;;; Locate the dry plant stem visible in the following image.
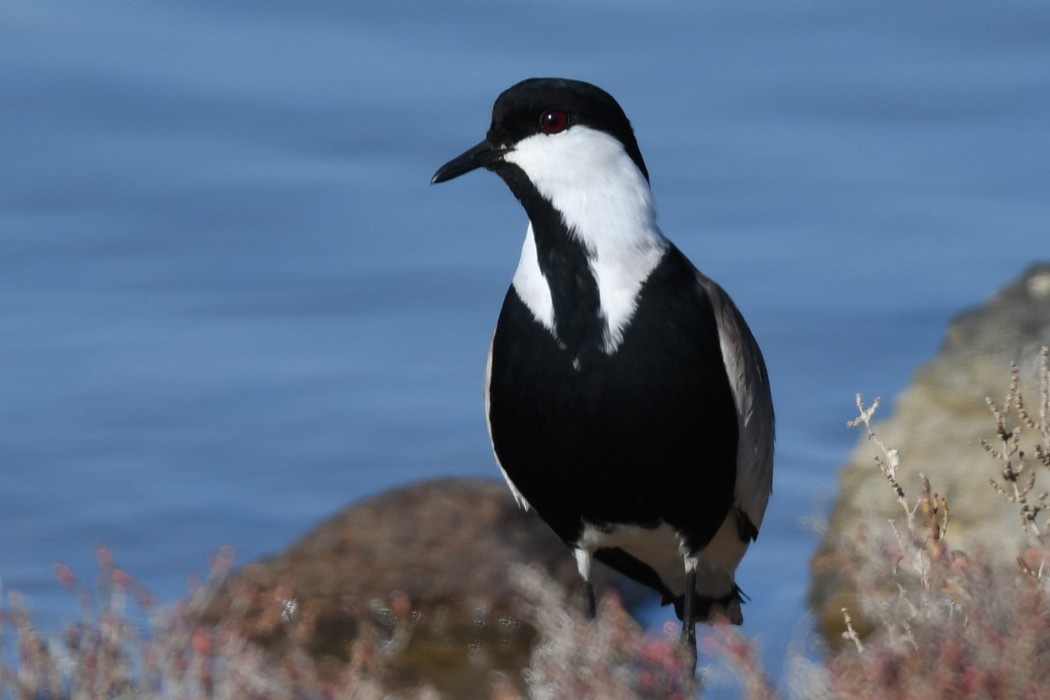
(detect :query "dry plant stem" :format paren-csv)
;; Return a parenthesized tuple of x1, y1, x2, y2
(849, 395, 912, 523)
(918, 476, 949, 549)
(1021, 346, 1050, 474)
(983, 347, 1050, 542)
(846, 396, 956, 636)
(840, 608, 864, 654)
(1039, 346, 1050, 466)
(1016, 347, 1050, 463)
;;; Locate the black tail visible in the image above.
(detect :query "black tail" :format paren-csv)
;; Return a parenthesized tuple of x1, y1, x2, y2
(673, 584, 747, 625)
(592, 546, 748, 624)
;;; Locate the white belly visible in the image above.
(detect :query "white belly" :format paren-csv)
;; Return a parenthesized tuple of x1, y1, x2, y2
(576, 511, 749, 600)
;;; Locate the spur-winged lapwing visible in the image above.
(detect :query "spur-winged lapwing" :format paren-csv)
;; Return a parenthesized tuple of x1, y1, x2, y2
(431, 77, 774, 657)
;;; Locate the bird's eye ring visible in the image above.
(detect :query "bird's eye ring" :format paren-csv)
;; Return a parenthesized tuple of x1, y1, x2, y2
(540, 110, 570, 134)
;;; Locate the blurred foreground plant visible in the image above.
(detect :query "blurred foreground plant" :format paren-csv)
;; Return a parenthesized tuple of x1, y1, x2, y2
(1, 546, 323, 699)
(1, 550, 709, 698)
(816, 347, 1050, 700)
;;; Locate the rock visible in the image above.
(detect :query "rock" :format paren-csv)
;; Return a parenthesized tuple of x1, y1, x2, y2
(197, 477, 647, 697)
(809, 263, 1050, 646)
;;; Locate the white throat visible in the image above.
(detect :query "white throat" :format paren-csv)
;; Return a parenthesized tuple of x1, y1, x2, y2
(511, 224, 555, 334)
(505, 126, 669, 352)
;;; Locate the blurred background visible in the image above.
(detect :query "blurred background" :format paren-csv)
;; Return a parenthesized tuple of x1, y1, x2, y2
(2, 0, 1047, 684)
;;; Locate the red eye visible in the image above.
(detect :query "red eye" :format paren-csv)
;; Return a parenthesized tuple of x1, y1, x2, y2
(540, 110, 570, 134)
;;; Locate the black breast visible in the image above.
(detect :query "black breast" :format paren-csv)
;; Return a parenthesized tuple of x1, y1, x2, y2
(487, 245, 739, 551)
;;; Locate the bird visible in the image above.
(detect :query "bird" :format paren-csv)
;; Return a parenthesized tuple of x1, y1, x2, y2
(431, 77, 774, 658)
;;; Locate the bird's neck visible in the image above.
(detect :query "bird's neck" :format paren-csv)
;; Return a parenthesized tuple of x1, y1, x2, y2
(500, 160, 668, 357)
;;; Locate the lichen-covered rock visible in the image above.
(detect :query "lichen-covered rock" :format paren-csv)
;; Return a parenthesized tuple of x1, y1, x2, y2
(810, 263, 1050, 646)
(198, 477, 646, 697)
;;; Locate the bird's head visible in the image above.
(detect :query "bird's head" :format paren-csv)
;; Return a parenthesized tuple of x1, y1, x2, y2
(431, 79, 669, 359)
(431, 78, 650, 191)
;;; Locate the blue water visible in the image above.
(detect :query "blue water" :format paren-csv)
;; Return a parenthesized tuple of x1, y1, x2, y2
(2, 0, 1048, 687)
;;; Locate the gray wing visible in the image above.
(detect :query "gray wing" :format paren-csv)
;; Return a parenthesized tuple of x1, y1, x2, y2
(696, 272, 775, 533)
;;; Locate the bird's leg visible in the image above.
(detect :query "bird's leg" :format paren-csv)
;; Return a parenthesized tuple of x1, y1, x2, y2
(574, 547, 597, 619)
(583, 579, 597, 619)
(682, 563, 698, 671)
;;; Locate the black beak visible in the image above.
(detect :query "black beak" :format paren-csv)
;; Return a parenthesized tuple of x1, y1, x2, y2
(431, 139, 507, 184)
